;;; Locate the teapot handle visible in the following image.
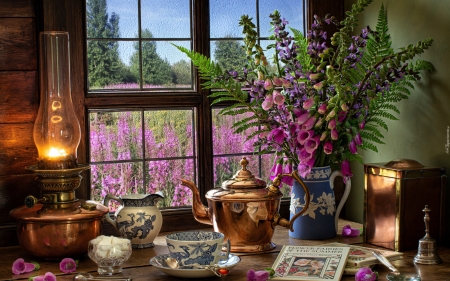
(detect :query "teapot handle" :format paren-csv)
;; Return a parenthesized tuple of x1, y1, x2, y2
(269, 171, 310, 232)
(103, 193, 123, 227)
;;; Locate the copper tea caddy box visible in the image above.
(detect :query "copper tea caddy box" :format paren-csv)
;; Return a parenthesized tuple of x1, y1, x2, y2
(364, 159, 446, 251)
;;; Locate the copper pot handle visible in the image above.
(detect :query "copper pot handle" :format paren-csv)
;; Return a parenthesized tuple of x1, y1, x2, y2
(269, 171, 310, 232)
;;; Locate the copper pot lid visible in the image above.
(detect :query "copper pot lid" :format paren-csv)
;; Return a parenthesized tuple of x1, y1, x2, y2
(221, 157, 267, 189)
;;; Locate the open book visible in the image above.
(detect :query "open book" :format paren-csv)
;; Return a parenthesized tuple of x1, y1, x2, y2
(320, 242, 403, 267)
(271, 245, 350, 280)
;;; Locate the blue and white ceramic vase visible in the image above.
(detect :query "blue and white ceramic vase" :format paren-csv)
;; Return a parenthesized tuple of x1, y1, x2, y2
(104, 192, 164, 248)
(289, 166, 351, 240)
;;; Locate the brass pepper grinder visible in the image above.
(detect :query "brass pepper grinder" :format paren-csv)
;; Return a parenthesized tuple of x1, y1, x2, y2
(413, 205, 442, 264)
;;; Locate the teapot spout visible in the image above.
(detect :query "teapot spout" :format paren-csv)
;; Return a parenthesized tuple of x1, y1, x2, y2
(181, 179, 212, 225)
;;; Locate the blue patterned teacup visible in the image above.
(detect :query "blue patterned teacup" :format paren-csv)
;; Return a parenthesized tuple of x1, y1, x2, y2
(166, 231, 230, 266)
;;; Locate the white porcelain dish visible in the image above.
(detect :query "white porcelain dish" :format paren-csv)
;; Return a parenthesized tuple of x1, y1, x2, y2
(149, 253, 241, 278)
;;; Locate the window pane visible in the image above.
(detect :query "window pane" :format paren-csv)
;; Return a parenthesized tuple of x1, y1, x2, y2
(141, 0, 191, 38)
(91, 162, 144, 207)
(90, 111, 143, 162)
(210, 40, 247, 72)
(146, 159, 194, 207)
(144, 109, 196, 158)
(210, 0, 255, 38)
(141, 41, 192, 89)
(212, 109, 257, 155)
(259, 0, 304, 38)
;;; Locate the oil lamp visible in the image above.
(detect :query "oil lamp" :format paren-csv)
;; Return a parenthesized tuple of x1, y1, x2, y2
(10, 31, 108, 259)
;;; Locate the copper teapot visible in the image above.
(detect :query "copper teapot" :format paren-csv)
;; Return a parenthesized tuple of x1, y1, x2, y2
(181, 157, 310, 252)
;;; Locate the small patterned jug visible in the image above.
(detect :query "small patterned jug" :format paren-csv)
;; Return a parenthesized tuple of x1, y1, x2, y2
(104, 192, 163, 248)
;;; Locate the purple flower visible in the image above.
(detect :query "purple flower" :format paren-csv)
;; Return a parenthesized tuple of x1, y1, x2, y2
(359, 121, 365, 129)
(12, 258, 36, 275)
(355, 267, 377, 281)
(282, 162, 294, 186)
(317, 103, 327, 114)
(247, 269, 270, 281)
(338, 111, 347, 123)
(297, 129, 314, 145)
(304, 135, 320, 153)
(262, 94, 273, 110)
(297, 148, 312, 162)
(270, 160, 283, 181)
(327, 119, 336, 129)
(297, 112, 311, 125)
(302, 116, 317, 130)
(323, 141, 333, 154)
(342, 224, 361, 237)
(298, 157, 316, 178)
(348, 139, 357, 154)
(331, 128, 338, 140)
(264, 78, 273, 90)
(354, 133, 363, 145)
(60, 258, 77, 273)
(341, 160, 353, 183)
(268, 128, 287, 144)
(32, 272, 57, 281)
(303, 98, 314, 110)
(273, 90, 285, 105)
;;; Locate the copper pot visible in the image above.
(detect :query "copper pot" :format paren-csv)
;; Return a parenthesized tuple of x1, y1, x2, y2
(181, 157, 310, 252)
(10, 200, 108, 260)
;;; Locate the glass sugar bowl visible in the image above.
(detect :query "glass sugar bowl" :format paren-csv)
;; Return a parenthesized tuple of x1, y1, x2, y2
(88, 236, 132, 275)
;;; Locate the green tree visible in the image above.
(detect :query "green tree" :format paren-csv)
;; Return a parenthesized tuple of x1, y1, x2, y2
(214, 37, 247, 72)
(171, 60, 191, 85)
(130, 29, 173, 86)
(87, 0, 124, 88)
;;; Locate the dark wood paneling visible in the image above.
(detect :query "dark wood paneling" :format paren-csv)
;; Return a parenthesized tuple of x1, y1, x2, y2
(0, 0, 36, 17)
(0, 174, 37, 225)
(0, 18, 37, 71)
(0, 124, 37, 176)
(0, 224, 19, 247)
(0, 71, 38, 123)
(306, 0, 344, 39)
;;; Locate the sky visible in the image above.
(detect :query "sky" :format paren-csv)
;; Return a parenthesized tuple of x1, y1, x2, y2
(95, 0, 305, 66)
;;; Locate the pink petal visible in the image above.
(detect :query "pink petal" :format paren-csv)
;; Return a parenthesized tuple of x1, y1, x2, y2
(60, 258, 77, 273)
(24, 262, 36, 273)
(12, 258, 25, 275)
(255, 270, 270, 281)
(342, 224, 361, 237)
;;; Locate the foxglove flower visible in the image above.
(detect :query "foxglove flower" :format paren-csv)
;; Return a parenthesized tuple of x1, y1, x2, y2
(273, 90, 285, 105)
(348, 139, 357, 154)
(317, 103, 327, 114)
(355, 267, 377, 281)
(342, 224, 361, 237)
(31, 272, 57, 281)
(304, 135, 320, 153)
(341, 160, 353, 183)
(303, 98, 314, 110)
(282, 162, 294, 186)
(327, 119, 336, 129)
(272, 76, 282, 86)
(60, 258, 77, 273)
(12, 258, 36, 275)
(268, 128, 287, 144)
(297, 112, 311, 125)
(298, 148, 312, 162)
(247, 269, 270, 281)
(302, 116, 317, 130)
(323, 141, 333, 154)
(264, 78, 273, 90)
(262, 94, 273, 110)
(297, 129, 314, 145)
(298, 157, 316, 178)
(354, 133, 363, 145)
(331, 128, 338, 140)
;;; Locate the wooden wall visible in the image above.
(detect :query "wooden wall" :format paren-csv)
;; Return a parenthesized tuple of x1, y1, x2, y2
(0, 0, 39, 247)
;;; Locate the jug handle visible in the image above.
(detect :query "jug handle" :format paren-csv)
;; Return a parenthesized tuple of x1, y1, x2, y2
(271, 171, 310, 232)
(103, 193, 123, 227)
(329, 170, 351, 232)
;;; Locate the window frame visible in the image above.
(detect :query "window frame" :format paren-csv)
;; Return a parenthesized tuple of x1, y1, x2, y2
(39, 0, 343, 232)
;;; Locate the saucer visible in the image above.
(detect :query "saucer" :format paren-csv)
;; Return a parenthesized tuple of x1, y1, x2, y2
(149, 253, 241, 278)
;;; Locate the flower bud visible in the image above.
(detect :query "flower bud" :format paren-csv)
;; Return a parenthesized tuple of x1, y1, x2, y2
(325, 109, 336, 121)
(261, 94, 273, 110)
(348, 139, 357, 154)
(331, 128, 338, 140)
(303, 98, 315, 110)
(313, 81, 324, 90)
(328, 119, 336, 129)
(320, 131, 328, 141)
(302, 116, 317, 130)
(317, 103, 327, 114)
(314, 117, 325, 128)
(354, 133, 363, 145)
(258, 71, 264, 81)
(264, 79, 273, 90)
(297, 112, 311, 125)
(341, 103, 349, 111)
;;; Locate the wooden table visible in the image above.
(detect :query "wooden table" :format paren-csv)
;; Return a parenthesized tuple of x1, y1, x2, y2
(1, 219, 449, 280)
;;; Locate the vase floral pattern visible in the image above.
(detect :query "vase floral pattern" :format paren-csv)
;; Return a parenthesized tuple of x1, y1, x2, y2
(289, 166, 351, 240)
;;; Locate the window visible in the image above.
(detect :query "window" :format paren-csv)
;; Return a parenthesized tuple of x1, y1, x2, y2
(85, 0, 307, 214)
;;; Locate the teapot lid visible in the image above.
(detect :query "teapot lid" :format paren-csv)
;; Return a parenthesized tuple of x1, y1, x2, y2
(221, 157, 267, 189)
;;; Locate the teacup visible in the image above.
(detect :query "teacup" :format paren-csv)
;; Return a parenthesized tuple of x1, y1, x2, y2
(166, 231, 230, 266)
